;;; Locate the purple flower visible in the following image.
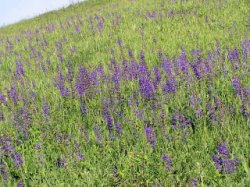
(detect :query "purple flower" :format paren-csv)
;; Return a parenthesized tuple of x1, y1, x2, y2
(171, 113, 191, 128)
(240, 105, 249, 118)
(163, 76, 177, 94)
(7, 83, 18, 103)
(102, 107, 113, 132)
(192, 178, 198, 187)
(144, 126, 156, 148)
(128, 49, 134, 58)
(75, 66, 91, 96)
(191, 63, 201, 80)
(10, 152, 23, 167)
(228, 49, 240, 69)
(139, 50, 145, 63)
(161, 55, 173, 76)
(177, 49, 189, 73)
(74, 141, 85, 161)
(212, 142, 240, 174)
(232, 77, 241, 95)
(16, 61, 25, 77)
(228, 49, 239, 62)
(139, 75, 155, 99)
(117, 38, 123, 48)
(66, 62, 74, 82)
(153, 66, 161, 89)
(54, 71, 69, 97)
(0, 164, 7, 182)
(42, 102, 50, 120)
(21, 106, 31, 125)
(114, 121, 122, 134)
(0, 92, 7, 104)
(17, 181, 24, 187)
(74, 23, 81, 33)
(162, 153, 172, 172)
(113, 64, 121, 90)
(242, 40, 250, 62)
(217, 142, 229, 156)
(90, 70, 99, 86)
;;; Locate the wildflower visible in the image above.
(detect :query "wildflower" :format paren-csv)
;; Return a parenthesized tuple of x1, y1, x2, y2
(240, 105, 249, 118)
(102, 106, 113, 132)
(153, 66, 161, 89)
(15, 61, 25, 77)
(212, 142, 240, 174)
(161, 55, 173, 76)
(74, 141, 85, 161)
(171, 113, 192, 129)
(117, 38, 123, 48)
(113, 64, 121, 90)
(139, 50, 145, 63)
(144, 126, 156, 148)
(74, 23, 81, 33)
(0, 164, 7, 183)
(163, 76, 177, 94)
(7, 83, 18, 103)
(217, 142, 229, 156)
(232, 77, 241, 94)
(42, 102, 50, 121)
(114, 121, 122, 134)
(177, 49, 189, 73)
(75, 66, 91, 96)
(66, 62, 74, 82)
(162, 153, 172, 172)
(17, 180, 24, 187)
(10, 152, 23, 168)
(228, 49, 239, 62)
(228, 49, 240, 69)
(0, 92, 7, 104)
(191, 177, 198, 187)
(139, 75, 155, 99)
(54, 71, 69, 97)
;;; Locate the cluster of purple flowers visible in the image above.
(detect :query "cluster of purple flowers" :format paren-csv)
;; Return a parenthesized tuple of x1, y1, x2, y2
(162, 153, 172, 173)
(0, 1, 248, 184)
(212, 142, 240, 174)
(144, 126, 156, 148)
(0, 135, 24, 169)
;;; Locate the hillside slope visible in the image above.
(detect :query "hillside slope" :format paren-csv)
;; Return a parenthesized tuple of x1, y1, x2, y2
(0, 0, 249, 186)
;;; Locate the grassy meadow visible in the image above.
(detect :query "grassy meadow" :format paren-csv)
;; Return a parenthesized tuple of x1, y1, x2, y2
(0, 0, 249, 186)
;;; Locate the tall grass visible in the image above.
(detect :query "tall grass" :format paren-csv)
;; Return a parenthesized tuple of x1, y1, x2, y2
(0, 0, 249, 186)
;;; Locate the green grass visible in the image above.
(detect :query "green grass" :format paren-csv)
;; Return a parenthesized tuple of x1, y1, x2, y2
(0, 0, 249, 186)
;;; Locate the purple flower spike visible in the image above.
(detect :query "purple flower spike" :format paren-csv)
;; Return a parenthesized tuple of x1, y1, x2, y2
(75, 66, 91, 96)
(217, 142, 229, 156)
(162, 153, 172, 172)
(139, 75, 155, 99)
(177, 49, 189, 73)
(212, 142, 240, 174)
(163, 76, 177, 94)
(10, 152, 23, 168)
(144, 126, 156, 148)
(16, 61, 25, 77)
